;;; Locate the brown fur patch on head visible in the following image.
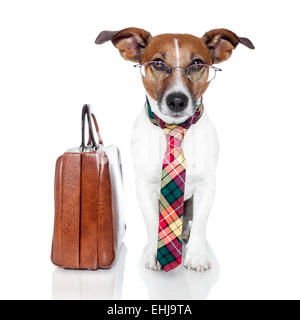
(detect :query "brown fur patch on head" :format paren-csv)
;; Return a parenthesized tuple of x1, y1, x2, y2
(141, 33, 212, 65)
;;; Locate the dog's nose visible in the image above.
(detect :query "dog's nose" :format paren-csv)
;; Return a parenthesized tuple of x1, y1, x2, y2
(166, 92, 188, 112)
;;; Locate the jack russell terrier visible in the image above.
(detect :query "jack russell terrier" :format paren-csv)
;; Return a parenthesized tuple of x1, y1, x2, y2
(95, 27, 254, 272)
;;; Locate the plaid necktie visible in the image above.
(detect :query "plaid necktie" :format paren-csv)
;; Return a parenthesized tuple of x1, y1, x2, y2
(145, 98, 204, 271)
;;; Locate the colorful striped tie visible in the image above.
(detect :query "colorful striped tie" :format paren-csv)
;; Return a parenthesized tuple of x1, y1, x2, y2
(145, 97, 204, 271)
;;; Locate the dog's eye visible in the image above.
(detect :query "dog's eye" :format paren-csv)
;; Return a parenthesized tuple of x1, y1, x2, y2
(189, 59, 204, 72)
(191, 59, 203, 65)
(150, 61, 168, 72)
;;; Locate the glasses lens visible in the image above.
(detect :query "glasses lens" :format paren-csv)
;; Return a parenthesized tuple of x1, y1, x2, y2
(186, 64, 216, 82)
(141, 61, 170, 81)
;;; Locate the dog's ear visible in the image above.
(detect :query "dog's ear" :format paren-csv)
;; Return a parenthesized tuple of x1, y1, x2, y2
(203, 28, 254, 64)
(95, 27, 152, 62)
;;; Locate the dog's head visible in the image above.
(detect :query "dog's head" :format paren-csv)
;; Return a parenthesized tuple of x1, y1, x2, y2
(96, 28, 254, 123)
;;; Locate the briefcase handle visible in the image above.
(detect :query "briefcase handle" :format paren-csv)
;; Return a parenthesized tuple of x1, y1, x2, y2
(80, 104, 103, 151)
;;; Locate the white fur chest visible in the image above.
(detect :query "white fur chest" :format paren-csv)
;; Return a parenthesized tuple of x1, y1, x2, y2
(131, 108, 219, 200)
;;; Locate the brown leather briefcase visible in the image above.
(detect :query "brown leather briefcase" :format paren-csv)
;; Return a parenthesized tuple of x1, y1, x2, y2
(51, 105, 125, 269)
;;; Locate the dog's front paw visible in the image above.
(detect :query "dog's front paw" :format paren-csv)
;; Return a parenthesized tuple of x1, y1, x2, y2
(184, 246, 211, 272)
(144, 248, 162, 271)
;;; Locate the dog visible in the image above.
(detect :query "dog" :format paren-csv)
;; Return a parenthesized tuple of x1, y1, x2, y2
(95, 27, 254, 271)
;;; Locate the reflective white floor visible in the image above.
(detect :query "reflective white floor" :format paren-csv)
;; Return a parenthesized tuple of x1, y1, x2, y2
(52, 243, 219, 300)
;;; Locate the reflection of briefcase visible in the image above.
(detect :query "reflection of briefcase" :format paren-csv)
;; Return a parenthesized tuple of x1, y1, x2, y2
(51, 104, 125, 269)
(52, 243, 127, 299)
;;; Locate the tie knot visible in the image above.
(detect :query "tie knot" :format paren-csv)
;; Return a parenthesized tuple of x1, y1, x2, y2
(164, 126, 186, 143)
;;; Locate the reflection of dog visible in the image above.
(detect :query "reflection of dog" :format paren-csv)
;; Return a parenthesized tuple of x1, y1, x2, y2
(96, 28, 254, 271)
(139, 243, 219, 299)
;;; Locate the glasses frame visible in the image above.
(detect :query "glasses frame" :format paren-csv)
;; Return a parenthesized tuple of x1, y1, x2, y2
(134, 61, 222, 83)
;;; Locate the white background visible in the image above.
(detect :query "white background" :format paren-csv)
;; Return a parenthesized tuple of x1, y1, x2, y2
(0, 0, 299, 300)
